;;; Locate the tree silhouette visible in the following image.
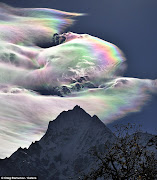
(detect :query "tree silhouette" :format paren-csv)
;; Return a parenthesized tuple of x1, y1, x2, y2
(83, 124, 157, 180)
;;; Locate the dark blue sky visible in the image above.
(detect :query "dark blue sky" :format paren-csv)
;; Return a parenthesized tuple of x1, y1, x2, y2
(1, 0, 157, 133)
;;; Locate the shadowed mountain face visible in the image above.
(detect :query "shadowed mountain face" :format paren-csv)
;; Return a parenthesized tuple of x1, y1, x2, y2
(0, 106, 116, 179)
(0, 106, 156, 179)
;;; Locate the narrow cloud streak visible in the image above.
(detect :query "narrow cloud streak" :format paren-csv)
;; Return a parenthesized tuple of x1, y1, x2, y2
(0, 3, 83, 45)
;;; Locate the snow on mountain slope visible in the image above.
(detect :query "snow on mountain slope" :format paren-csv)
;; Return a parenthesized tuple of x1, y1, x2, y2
(0, 106, 156, 179)
(0, 106, 116, 179)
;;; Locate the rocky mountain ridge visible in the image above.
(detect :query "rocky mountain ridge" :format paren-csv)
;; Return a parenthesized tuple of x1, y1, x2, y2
(0, 106, 116, 179)
(0, 106, 156, 180)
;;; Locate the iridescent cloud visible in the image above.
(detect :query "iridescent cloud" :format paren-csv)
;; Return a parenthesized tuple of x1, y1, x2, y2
(0, 3, 83, 45)
(0, 3, 156, 158)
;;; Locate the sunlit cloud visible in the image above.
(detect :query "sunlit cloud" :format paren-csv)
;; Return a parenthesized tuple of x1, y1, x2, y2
(0, 3, 156, 158)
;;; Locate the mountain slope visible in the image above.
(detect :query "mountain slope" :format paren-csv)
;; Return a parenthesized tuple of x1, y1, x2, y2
(0, 105, 116, 179)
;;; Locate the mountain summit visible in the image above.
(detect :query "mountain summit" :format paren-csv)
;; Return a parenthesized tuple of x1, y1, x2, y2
(0, 105, 116, 179)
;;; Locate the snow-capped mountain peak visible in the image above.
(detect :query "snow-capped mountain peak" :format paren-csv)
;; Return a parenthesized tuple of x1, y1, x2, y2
(0, 106, 116, 179)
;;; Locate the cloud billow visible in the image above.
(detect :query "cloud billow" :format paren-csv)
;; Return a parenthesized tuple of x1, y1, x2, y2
(0, 3, 156, 158)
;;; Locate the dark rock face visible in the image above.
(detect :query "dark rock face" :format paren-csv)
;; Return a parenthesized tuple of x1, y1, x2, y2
(33, 76, 97, 97)
(52, 33, 66, 46)
(0, 106, 116, 179)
